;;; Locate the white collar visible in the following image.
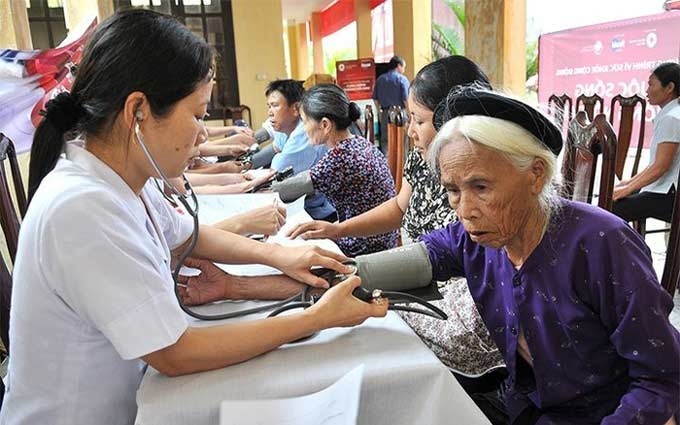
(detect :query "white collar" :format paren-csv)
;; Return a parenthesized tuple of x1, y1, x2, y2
(64, 142, 149, 225)
(656, 98, 680, 120)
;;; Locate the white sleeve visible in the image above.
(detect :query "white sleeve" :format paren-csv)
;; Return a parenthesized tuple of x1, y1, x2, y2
(655, 115, 680, 144)
(42, 190, 188, 360)
(143, 181, 194, 250)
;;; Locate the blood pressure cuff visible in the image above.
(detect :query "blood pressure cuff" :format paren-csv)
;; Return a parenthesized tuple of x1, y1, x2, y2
(250, 144, 275, 169)
(354, 242, 440, 300)
(271, 170, 315, 203)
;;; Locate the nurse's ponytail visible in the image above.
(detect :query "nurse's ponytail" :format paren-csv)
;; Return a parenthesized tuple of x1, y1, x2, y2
(28, 92, 86, 203)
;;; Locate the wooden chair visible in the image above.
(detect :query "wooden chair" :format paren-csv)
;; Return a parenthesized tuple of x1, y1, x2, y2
(386, 106, 407, 192)
(364, 104, 375, 144)
(0, 134, 26, 263)
(575, 94, 605, 121)
(609, 95, 646, 180)
(0, 251, 10, 407)
(562, 112, 618, 211)
(0, 134, 27, 218)
(547, 94, 573, 136)
(660, 167, 680, 296)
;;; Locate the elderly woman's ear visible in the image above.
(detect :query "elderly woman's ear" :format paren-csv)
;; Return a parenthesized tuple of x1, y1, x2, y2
(528, 157, 548, 195)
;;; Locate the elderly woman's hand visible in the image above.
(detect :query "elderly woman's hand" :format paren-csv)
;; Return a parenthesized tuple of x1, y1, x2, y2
(177, 258, 232, 305)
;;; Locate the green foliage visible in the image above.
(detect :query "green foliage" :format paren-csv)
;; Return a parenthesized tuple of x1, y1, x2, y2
(431, 0, 540, 81)
(432, 0, 465, 60)
(526, 39, 539, 79)
(432, 22, 464, 59)
(324, 48, 357, 77)
(445, 0, 465, 24)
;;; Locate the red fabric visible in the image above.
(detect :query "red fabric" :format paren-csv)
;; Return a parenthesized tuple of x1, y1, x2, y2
(320, 0, 388, 37)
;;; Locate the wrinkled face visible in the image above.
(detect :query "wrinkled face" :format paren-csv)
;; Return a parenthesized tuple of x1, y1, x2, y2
(647, 74, 676, 106)
(407, 93, 437, 156)
(139, 80, 211, 178)
(266, 90, 299, 133)
(300, 109, 326, 145)
(438, 136, 542, 250)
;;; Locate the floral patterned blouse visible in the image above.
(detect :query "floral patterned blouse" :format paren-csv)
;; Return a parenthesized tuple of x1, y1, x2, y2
(310, 135, 398, 256)
(402, 150, 456, 241)
(399, 149, 505, 376)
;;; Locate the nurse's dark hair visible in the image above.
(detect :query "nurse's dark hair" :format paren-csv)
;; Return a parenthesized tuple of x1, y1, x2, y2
(652, 62, 680, 97)
(410, 55, 492, 112)
(301, 84, 361, 131)
(28, 9, 214, 203)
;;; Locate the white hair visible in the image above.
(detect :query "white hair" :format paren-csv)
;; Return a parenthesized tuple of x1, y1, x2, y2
(428, 115, 562, 217)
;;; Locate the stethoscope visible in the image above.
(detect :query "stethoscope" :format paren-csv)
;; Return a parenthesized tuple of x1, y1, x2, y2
(134, 120, 447, 322)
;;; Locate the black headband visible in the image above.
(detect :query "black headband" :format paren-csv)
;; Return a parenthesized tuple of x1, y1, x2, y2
(433, 87, 563, 156)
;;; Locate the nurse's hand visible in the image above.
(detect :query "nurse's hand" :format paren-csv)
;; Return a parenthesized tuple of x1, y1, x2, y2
(271, 245, 352, 288)
(177, 258, 232, 305)
(306, 275, 388, 328)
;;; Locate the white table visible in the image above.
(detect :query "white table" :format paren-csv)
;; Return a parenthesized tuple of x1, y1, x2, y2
(134, 194, 489, 425)
(135, 309, 487, 425)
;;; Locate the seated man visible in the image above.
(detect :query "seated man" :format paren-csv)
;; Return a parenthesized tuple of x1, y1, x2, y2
(265, 79, 336, 221)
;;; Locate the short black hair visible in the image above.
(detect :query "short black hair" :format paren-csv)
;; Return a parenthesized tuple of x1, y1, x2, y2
(265, 79, 304, 104)
(653, 62, 680, 97)
(388, 56, 405, 70)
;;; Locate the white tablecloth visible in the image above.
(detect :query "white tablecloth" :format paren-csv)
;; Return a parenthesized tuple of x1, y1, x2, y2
(135, 194, 489, 425)
(135, 309, 488, 425)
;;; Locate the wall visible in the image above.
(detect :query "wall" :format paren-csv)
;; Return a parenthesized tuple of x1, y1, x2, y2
(231, 0, 287, 127)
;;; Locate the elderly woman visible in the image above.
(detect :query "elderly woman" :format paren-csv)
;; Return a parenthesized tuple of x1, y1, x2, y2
(418, 87, 680, 424)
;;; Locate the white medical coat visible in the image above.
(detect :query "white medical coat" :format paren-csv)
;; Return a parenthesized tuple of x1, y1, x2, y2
(1, 143, 192, 425)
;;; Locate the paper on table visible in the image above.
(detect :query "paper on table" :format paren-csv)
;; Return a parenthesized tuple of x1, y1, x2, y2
(219, 365, 364, 425)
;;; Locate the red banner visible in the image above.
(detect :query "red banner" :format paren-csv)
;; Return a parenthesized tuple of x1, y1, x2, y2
(320, 0, 388, 37)
(0, 18, 97, 153)
(538, 11, 680, 147)
(336, 58, 375, 101)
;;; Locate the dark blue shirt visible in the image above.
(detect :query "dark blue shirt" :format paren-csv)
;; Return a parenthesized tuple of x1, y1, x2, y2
(372, 70, 409, 108)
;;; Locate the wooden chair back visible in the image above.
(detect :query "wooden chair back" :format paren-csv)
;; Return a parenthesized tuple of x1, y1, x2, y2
(562, 112, 618, 211)
(547, 94, 573, 136)
(575, 94, 605, 121)
(660, 168, 680, 296)
(0, 135, 26, 262)
(386, 106, 407, 191)
(609, 95, 646, 179)
(364, 104, 375, 144)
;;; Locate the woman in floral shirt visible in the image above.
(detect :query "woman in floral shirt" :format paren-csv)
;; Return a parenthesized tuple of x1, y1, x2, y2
(298, 84, 398, 256)
(289, 57, 506, 394)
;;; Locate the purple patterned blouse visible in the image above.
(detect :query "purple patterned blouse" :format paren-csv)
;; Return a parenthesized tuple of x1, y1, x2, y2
(310, 135, 398, 256)
(421, 200, 680, 424)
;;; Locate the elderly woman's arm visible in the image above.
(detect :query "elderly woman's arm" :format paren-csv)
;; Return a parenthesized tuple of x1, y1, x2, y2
(592, 226, 680, 424)
(418, 221, 468, 281)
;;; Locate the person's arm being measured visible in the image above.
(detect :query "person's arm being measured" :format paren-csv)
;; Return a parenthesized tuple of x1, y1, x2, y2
(143, 273, 386, 376)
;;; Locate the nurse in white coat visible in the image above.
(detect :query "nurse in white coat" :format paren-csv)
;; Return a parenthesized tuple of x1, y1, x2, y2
(0, 9, 387, 425)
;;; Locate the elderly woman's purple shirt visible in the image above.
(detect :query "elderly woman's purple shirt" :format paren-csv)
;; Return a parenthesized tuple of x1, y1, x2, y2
(421, 200, 679, 424)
